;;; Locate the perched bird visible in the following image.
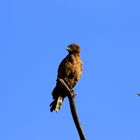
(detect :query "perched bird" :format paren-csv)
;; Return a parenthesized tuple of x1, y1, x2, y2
(50, 44, 82, 112)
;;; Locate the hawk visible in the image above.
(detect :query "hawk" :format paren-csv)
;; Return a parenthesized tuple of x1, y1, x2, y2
(50, 44, 82, 112)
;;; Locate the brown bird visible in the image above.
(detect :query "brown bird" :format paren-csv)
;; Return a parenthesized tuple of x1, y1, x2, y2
(50, 44, 82, 112)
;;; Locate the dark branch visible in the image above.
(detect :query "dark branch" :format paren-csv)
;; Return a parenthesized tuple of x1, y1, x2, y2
(57, 78, 86, 140)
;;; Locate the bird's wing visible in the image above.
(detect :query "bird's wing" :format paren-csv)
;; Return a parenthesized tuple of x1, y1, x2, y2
(57, 55, 72, 79)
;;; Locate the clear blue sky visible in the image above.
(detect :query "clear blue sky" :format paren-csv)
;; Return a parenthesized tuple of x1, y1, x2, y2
(0, 0, 140, 140)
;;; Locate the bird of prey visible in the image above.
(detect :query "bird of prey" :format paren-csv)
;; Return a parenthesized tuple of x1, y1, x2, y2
(50, 44, 82, 112)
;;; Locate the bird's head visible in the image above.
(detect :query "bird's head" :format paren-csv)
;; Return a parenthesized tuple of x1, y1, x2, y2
(66, 44, 80, 54)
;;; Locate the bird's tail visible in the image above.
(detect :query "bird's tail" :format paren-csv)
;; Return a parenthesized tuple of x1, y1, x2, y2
(50, 81, 66, 112)
(50, 96, 63, 112)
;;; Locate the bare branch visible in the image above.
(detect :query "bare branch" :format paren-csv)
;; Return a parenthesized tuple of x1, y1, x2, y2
(57, 78, 86, 140)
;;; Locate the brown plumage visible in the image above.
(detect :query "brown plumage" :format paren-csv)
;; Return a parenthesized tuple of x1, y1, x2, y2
(50, 44, 82, 112)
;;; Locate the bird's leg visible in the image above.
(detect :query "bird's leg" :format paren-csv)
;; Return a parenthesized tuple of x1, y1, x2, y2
(57, 78, 75, 98)
(71, 89, 77, 97)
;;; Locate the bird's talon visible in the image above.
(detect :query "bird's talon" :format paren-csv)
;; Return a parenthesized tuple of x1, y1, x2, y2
(70, 91, 77, 97)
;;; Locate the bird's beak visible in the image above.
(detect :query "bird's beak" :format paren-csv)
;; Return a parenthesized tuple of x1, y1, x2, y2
(66, 47, 71, 51)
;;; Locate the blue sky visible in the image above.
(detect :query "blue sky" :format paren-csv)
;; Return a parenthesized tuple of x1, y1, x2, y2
(0, 0, 140, 140)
